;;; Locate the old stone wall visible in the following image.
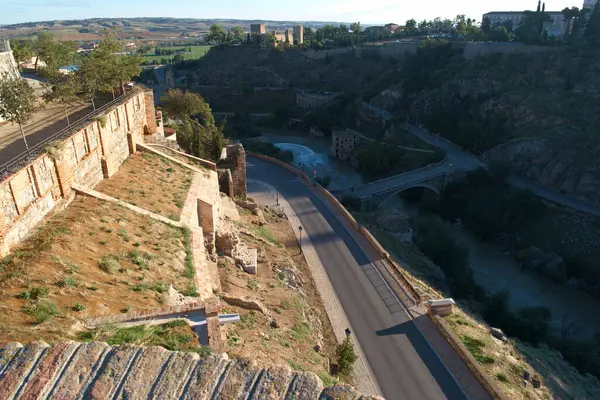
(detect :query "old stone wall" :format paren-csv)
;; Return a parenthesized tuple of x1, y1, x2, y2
(225, 144, 247, 198)
(0, 90, 151, 256)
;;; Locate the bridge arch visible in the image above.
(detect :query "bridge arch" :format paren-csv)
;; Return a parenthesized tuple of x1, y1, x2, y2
(376, 183, 440, 210)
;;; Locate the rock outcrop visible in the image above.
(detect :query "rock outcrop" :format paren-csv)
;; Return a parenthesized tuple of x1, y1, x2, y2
(0, 341, 382, 399)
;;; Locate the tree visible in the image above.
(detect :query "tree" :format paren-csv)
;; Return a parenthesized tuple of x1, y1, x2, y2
(336, 337, 357, 378)
(350, 22, 362, 34)
(11, 41, 33, 64)
(43, 73, 80, 125)
(230, 26, 245, 44)
(160, 89, 214, 121)
(206, 24, 226, 46)
(75, 29, 141, 107)
(586, 0, 600, 44)
(0, 73, 39, 150)
(173, 54, 184, 63)
(488, 26, 511, 42)
(33, 32, 76, 75)
(481, 17, 491, 35)
(405, 19, 418, 35)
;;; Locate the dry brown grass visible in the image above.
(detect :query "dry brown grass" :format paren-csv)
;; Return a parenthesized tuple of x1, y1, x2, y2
(94, 152, 193, 221)
(218, 206, 338, 387)
(0, 196, 193, 345)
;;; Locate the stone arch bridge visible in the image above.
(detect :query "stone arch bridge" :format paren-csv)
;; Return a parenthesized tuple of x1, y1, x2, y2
(333, 160, 468, 211)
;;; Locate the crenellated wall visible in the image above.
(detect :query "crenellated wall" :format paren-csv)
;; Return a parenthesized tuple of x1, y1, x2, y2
(0, 89, 154, 256)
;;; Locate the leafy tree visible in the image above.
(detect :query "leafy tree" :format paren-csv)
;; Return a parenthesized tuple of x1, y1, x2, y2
(586, 0, 600, 44)
(350, 22, 362, 34)
(11, 40, 33, 64)
(405, 19, 418, 35)
(43, 72, 80, 125)
(175, 117, 227, 162)
(481, 17, 491, 35)
(0, 73, 39, 150)
(230, 26, 245, 44)
(206, 24, 226, 46)
(336, 337, 357, 378)
(75, 29, 141, 105)
(33, 32, 76, 75)
(488, 26, 511, 42)
(173, 54, 184, 63)
(160, 89, 214, 121)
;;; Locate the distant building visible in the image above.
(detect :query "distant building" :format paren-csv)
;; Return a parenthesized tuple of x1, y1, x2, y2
(273, 31, 286, 42)
(293, 25, 304, 45)
(250, 24, 266, 34)
(77, 43, 97, 53)
(482, 10, 568, 37)
(285, 29, 293, 43)
(332, 129, 360, 161)
(583, 0, 597, 11)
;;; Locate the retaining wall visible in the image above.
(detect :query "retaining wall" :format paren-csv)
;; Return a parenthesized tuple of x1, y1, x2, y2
(248, 151, 505, 400)
(429, 313, 505, 400)
(0, 89, 151, 256)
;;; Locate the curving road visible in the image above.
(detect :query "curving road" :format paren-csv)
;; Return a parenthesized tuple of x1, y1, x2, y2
(247, 156, 472, 400)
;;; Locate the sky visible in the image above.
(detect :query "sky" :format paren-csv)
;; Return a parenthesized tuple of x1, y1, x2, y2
(1, 0, 588, 26)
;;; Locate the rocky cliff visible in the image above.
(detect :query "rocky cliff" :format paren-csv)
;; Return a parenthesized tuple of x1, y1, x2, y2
(370, 43, 600, 204)
(0, 341, 381, 399)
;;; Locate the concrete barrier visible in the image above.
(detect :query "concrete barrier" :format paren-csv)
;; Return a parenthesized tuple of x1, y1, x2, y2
(429, 313, 506, 400)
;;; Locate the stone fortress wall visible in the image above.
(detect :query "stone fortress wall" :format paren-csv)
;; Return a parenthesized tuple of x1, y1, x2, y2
(0, 89, 156, 256)
(301, 41, 558, 61)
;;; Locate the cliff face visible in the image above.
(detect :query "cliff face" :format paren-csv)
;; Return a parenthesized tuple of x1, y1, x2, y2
(372, 45, 600, 204)
(0, 341, 381, 399)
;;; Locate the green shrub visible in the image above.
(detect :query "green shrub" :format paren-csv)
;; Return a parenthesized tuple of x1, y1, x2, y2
(336, 337, 357, 378)
(17, 286, 49, 300)
(496, 372, 509, 382)
(127, 250, 154, 270)
(461, 335, 495, 364)
(23, 301, 60, 324)
(98, 255, 121, 274)
(72, 302, 86, 312)
(56, 277, 78, 288)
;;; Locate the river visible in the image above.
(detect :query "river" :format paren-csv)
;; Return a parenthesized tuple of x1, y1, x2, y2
(258, 133, 600, 336)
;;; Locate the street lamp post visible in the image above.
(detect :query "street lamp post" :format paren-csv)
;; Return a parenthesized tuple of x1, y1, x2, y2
(275, 183, 279, 205)
(298, 226, 303, 247)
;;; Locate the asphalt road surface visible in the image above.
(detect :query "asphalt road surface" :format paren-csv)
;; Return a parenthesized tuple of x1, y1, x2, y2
(247, 156, 469, 400)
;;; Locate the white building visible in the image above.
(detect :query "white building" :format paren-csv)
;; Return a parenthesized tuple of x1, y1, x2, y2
(482, 10, 568, 37)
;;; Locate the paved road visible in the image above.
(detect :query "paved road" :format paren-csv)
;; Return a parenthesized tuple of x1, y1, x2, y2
(247, 156, 469, 400)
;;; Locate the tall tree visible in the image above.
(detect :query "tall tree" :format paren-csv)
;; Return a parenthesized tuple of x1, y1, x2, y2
(206, 24, 226, 46)
(586, 0, 600, 44)
(0, 73, 40, 150)
(405, 19, 418, 35)
(481, 17, 491, 35)
(11, 41, 32, 64)
(230, 26, 245, 44)
(160, 89, 214, 121)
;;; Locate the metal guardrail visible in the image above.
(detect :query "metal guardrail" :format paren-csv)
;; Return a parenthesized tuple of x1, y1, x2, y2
(1, 89, 140, 174)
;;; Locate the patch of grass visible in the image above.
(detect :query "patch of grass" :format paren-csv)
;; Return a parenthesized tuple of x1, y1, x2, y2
(87, 284, 98, 291)
(72, 302, 86, 312)
(247, 279, 259, 291)
(173, 196, 185, 209)
(118, 229, 130, 242)
(239, 311, 258, 330)
(133, 242, 141, 247)
(227, 332, 241, 347)
(288, 360, 306, 371)
(98, 254, 121, 274)
(253, 226, 278, 245)
(17, 286, 49, 300)
(65, 262, 79, 274)
(461, 335, 495, 365)
(181, 285, 199, 297)
(132, 283, 149, 292)
(99, 240, 107, 246)
(56, 276, 78, 288)
(152, 282, 168, 293)
(317, 371, 338, 388)
(291, 321, 311, 340)
(23, 301, 60, 324)
(182, 228, 195, 279)
(127, 250, 154, 270)
(496, 372, 509, 383)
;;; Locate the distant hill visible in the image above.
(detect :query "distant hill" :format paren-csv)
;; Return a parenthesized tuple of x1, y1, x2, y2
(0, 17, 348, 41)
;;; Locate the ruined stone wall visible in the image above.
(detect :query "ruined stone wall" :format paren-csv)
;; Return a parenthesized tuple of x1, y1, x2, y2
(225, 144, 247, 198)
(0, 90, 151, 256)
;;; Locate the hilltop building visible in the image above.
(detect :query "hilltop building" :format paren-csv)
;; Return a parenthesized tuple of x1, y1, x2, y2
(285, 29, 293, 43)
(482, 10, 568, 36)
(250, 23, 266, 34)
(293, 25, 304, 45)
